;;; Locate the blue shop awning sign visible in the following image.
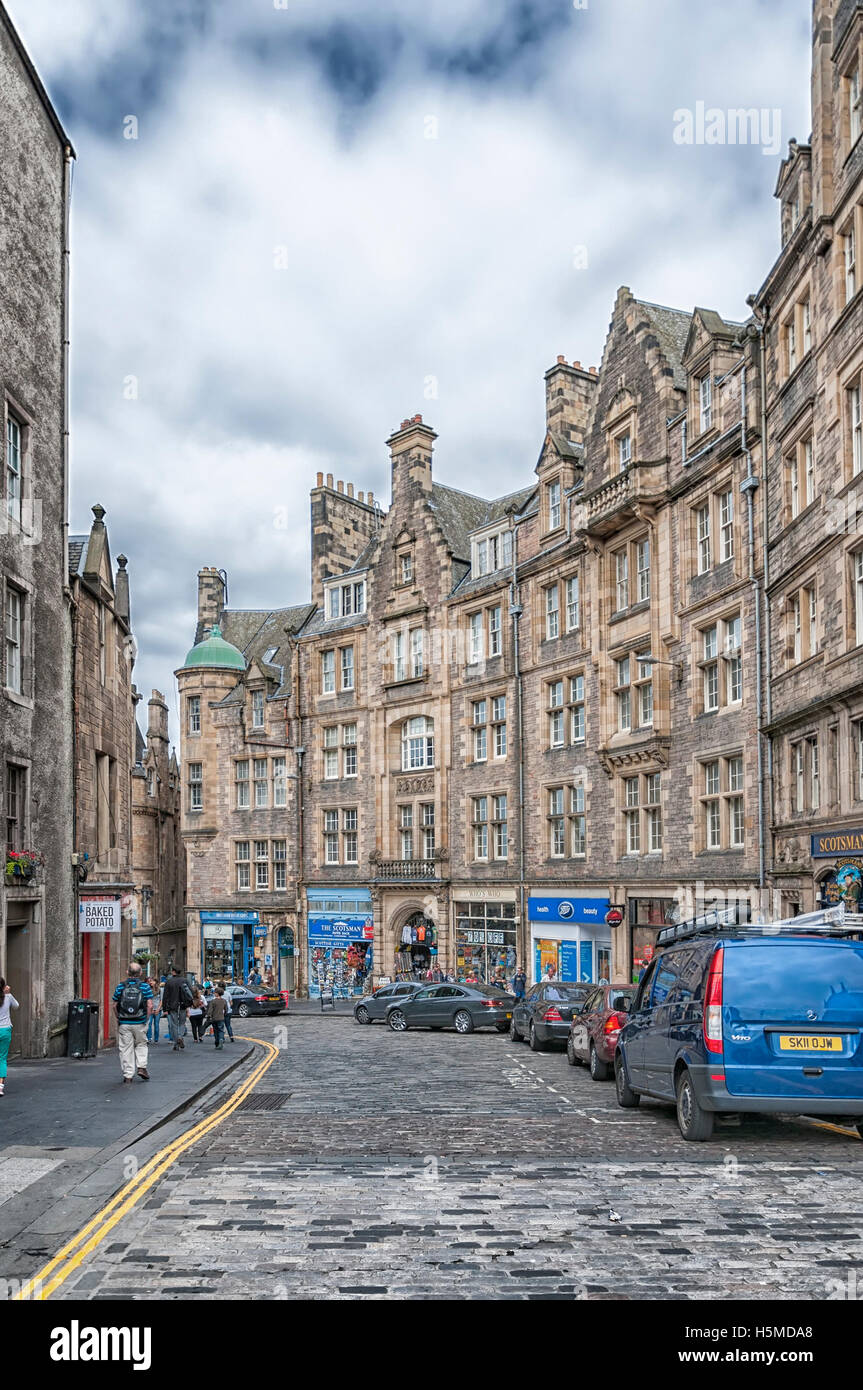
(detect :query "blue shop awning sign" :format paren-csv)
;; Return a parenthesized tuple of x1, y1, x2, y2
(528, 896, 610, 924)
(201, 910, 260, 925)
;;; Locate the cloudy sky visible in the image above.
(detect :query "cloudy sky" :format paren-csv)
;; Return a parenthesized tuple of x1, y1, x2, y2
(7, 0, 812, 742)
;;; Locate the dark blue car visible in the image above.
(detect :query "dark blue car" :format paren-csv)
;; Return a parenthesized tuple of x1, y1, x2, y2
(615, 911, 863, 1141)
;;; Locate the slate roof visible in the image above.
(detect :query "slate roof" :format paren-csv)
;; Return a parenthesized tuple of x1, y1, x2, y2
(134, 721, 146, 766)
(429, 482, 535, 563)
(68, 536, 87, 579)
(633, 298, 694, 390)
(212, 603, 315, 704)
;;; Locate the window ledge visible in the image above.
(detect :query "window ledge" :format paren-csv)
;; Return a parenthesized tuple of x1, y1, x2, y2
(2, 688, 34, 710)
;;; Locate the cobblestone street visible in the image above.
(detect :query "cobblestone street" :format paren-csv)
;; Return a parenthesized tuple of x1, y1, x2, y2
(36, 1012, 863, 1301)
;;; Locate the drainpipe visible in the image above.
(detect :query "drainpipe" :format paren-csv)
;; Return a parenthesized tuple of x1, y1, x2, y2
(739, 363, 766, 893)
(509, 517, 527, 971)
(747, 300, 774, 893)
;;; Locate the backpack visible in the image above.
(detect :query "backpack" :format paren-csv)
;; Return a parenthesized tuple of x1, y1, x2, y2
(178, 979, 194, 1008)
(117, 979, 145, 1020)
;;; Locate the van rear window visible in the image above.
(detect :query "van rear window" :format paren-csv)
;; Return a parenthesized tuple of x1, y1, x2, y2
(725, 944, 863, 1019)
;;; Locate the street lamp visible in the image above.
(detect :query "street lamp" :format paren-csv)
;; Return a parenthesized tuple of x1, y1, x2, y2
(638, 652, 684, 684)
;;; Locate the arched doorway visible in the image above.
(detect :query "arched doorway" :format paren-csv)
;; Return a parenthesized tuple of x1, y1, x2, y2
(392, 907, 441, 981)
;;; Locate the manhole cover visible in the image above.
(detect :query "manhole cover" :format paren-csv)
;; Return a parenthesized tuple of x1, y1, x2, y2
(238, 1093, 291, 1112)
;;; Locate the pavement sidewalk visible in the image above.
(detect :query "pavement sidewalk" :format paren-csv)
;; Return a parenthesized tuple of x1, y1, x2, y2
(0, 1030, 255, 1151)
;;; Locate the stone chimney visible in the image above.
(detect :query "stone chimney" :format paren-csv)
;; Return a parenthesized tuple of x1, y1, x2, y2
(544, 359, 599, 448)
(387, 415, 437, 508)
(197, 567, 226, 642)
(309, 474, 380, 611)
(148, 689, 169, 744)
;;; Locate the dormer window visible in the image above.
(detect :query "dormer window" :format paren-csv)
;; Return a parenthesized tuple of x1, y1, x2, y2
(263, 646, 278, 664)
(472, 528, 513, 577)
(252, 690, 265, 728)
(326, 579, 366, 620)
(546, 479, 562, 532)
(699, 375, 713, 434)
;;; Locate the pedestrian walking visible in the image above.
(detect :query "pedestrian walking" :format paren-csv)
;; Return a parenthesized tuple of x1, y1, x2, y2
(205, 987, 228, 1049)
(146, 977, 163, 1044)
(112, 962, 154, 1084)
(0, 976, 19, 1098)
(221, 984, 235, 1042)
(188, 988, 206, 1042)
(512, 968, 527, 1001)
(161, 967, 193, 1050)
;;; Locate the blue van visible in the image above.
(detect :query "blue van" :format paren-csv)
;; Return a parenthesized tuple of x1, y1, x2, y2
(615, 909, 863, 1141)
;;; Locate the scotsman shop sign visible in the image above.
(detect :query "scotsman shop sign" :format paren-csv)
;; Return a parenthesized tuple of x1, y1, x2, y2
(78, 896, 122, 933)
(811, 828, 863, 857)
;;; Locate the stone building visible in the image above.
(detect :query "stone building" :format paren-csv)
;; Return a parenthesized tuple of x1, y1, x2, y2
(69, 506, 138, 1044)
(175, 572, 313, 988)
(178, 1, 861, 992)
(755, 0, 863, 918)
(131, 690, 185, 973)
(0, 3, 76, 1057)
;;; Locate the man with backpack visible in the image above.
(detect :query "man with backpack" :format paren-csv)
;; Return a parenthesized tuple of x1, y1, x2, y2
(113, 962, 155, 1083)
(161, 966, 194, 1051)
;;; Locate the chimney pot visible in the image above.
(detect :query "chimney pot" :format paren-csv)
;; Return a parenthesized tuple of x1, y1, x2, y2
(368, 492, 375, 506)
(337, 480, 345, 494)
(556, 355, 566, 364)
(589, 366, 598, 376)
(316, 471, 324, 487)
(358, 491, 365, 503)
(413, 414, 422, 423)
(347, 482, 354, 497)
(573, 360, 581, 369)
(326, 473, 334, 488)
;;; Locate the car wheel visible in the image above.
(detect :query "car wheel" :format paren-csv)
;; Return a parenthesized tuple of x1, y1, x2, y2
(237, 1004, 250, 1019)
(589, 1043, 612, 1082)
(614, 1053, 640, 1108)
(454, 1009, 474, 1034)
(529, 1022, 546, 1052)
(675, 1068, 714, 1142)
(510, 1016, 521, 1042)
(355, 1005, 371, 1025)
(388, 1009, 408, 1033)
(566, 1036, 579, 1067)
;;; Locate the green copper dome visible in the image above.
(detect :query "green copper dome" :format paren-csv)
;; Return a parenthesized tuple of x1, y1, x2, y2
(182, 624, 246, 671)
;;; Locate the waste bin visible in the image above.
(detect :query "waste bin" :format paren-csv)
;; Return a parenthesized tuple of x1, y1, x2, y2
(67, 999, 99, 1058)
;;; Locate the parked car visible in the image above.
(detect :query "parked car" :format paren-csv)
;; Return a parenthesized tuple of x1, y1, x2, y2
(223, 984, 285, 1018)
(354, 981, 423, 1023)
(615, 911, 863, 1141)
(568, 983, 636, 1079)
(510, 981, 592, 1050)
(387, 983, 516, 1034)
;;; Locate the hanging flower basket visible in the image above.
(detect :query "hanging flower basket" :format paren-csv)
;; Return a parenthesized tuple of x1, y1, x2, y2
(5, 850, 44, 884)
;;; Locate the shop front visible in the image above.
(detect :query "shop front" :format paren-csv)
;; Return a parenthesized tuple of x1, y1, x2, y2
(307, 890, 374, 999)
(199, 909, 261, 984)
(453, 892, 519, 988)
(812, 828, 863, 913)
(528, 895, 611, 985)
(627, 896, 678, 984)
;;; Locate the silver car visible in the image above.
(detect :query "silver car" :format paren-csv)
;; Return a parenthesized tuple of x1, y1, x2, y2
(354, 981, 423, 1023)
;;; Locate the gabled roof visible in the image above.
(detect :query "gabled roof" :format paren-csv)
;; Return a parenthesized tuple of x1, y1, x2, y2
(211, 603, 316, 701)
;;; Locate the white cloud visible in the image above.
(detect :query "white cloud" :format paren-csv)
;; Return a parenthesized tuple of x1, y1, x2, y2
(5, 0, 813, 737)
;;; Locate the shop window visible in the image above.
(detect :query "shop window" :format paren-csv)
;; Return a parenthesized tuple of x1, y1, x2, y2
(455, 901, 517, 988)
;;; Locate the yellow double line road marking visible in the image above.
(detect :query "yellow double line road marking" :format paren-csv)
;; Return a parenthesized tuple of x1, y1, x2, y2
(14, 1034, 279, 1301)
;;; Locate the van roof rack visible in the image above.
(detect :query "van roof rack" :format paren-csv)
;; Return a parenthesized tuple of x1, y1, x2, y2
(656, 904, 863, 948)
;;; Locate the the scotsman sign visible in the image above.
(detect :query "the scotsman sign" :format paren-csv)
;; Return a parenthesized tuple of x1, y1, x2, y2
(811, 829, 863, 858)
